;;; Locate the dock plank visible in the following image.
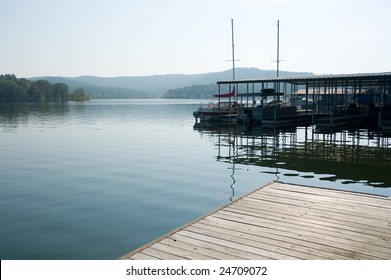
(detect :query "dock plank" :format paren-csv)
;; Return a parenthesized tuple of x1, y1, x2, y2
(241, 197, 391, 231)
(250, 190, 391, 220)
(270, 182, 391, 208)
(198, 216, 369, 260)
(149, 242, 216, 260)
(248, 192, 390, 221)
(212, 211, 391, 259)
(189, 222, 330, 260)
(119, 182, 391, 260)
(166, 234, 248, 260)
(129, 252, 162, 260)
(226, 204, 391, 242)
(182, 225, 302, 260)
(218, 208, 391, 248)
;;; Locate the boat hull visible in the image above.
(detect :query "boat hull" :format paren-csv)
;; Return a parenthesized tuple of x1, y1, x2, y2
(193, 102, 238, 122)
(193, 111, 237, 122)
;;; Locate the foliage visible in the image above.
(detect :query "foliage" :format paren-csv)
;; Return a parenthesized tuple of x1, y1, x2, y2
(29, 76, 155, 99)
(0, 74, 30, 101)
(162, 84, 216, 99)
(0, 74, 90, 102)
(3, 68, 314, 101)
(31, 68, 314, 99)
(80, 86, 152, 99)
(52, 83, 69, 102)
(68, 88, 90, 101)
(161, 68, 314, 99)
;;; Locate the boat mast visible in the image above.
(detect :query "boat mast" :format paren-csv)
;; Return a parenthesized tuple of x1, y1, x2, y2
(276, 19, 280, 77)
(231, 18, 236, 81)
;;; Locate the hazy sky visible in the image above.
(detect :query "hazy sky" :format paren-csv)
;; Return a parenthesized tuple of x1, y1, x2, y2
(1, 0, 390, 77)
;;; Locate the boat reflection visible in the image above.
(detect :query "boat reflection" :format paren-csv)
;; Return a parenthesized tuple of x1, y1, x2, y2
(194, 122, 391, 188)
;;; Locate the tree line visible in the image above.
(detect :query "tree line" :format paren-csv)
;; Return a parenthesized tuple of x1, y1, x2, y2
(162, 84, 217, 99)
(0, 74, 90, 102)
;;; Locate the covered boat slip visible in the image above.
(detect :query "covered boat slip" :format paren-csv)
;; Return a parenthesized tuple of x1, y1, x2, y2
(217, 72, 391, 128)
(119, 181, 391, 260)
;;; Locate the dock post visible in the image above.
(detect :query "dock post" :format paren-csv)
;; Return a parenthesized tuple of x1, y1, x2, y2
(274, 106, 277, 124)
(312, 110, 315, 124)
(330, 111, 333, 127)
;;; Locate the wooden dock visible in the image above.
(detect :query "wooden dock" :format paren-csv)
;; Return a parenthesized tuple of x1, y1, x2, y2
(119, 181, 391, 260)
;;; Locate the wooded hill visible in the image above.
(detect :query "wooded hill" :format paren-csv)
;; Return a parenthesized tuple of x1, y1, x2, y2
(30, 68, 313, 99)
(0, 74, 90, 102)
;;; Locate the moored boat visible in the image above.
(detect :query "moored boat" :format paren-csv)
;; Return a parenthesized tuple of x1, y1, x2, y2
(194, 19, 239, 123)
(193, 89, 238, 122)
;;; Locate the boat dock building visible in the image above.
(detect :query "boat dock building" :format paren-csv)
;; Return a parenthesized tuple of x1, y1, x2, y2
(212, 72, 391, 130)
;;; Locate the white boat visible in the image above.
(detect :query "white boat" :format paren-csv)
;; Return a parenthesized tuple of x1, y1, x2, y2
(193, 89, 238, 122)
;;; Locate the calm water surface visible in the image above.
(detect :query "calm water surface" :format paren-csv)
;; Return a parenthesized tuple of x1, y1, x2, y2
(1, 99, 390, 259)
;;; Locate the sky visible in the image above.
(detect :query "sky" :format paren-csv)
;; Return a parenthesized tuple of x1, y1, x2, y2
(1, 0, 390, 77)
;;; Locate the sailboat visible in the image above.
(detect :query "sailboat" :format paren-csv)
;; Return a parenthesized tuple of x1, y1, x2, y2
(193, 19, 238, 123)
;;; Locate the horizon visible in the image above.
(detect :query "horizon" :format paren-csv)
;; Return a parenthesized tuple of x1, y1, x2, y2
(24, 67, 310, 79)
(4, 67, 391, 81)
(1, 0, 390, 78)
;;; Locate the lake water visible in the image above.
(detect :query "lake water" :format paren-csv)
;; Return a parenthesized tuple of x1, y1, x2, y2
(1, 99, 391, 260)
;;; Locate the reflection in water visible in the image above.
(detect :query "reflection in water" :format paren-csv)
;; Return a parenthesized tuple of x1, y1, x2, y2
(194, 123, 233, 200)
(227, 135, 237, 201)
(0, 102, 71, 132)
(194, 122, 391, 190)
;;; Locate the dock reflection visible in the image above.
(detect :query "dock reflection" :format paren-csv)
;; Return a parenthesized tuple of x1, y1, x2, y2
(194, 122, 391, 188)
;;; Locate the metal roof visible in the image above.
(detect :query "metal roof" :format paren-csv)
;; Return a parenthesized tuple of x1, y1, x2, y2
(217, 72, 391, 87)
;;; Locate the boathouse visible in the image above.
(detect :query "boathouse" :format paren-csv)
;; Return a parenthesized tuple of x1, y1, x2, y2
(216, 72, 391, 129)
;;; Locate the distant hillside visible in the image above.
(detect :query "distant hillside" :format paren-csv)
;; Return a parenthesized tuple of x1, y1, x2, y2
(28, 76, 153, 99)
(162, 84, 217, 99)
(70, 68, 312, 94)
(162, 68, 313, 99)
(31, 68, 313, 99)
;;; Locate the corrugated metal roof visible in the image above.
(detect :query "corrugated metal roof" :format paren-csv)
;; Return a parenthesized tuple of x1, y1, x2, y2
(217, 72, 391, 86)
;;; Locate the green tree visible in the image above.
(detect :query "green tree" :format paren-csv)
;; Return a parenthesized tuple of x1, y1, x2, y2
(0, 79, 27, 101)
(29, 86, 45, 102)
(29, 80, 51, 101)
(69, 88, 90, 101)
(52, 83, 69, 102)
(17, 78, 31, 99)
(0, 74, 89, 102)
(0, 75, 30, 101)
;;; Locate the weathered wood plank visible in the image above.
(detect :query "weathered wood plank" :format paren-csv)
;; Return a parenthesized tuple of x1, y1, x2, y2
(197, 216, 370, 260)
(177, 229, 294, 259)
(248, 193, 391, 222)
(140, 247, 188, 260)
(242, 196, 391, 230)
(263, 185, 391, 209)
(159, 238, 219, 260)
(184, 224, 307, 259)
(269, 183, 391, 208)
(170, 232, 269, 260)
(202, 215, 385, 259)
(225, 198, 391, 239)
(189, 222, 331, 259)
(128, 252, 162, 260)
(219, 207, 391, 247)
(226, 204, 391, 242)
(250, 190, 391, 220)
(211, 211, 391, 259)
(149, 242, 216, 260)
(119, 182, 391, 260)
(233, 199, 391, 238)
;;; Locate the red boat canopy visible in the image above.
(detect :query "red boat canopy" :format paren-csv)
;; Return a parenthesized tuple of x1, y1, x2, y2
(214, 88, 235, 98)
